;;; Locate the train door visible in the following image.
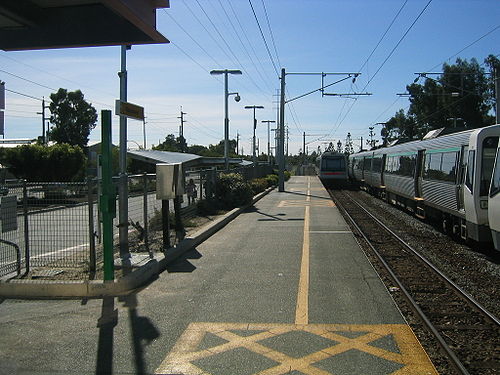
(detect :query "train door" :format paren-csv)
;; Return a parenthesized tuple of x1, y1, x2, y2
(414, 150, 425, 198)
(488, 145, 500, 250)
(456, 145, 468, 211)
(381, 154, 386, 187)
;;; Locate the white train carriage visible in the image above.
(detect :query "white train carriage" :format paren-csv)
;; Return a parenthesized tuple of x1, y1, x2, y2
(349, 124, 500, 247)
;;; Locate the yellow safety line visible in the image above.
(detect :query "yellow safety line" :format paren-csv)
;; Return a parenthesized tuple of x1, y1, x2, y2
(295, 177, 311, 325)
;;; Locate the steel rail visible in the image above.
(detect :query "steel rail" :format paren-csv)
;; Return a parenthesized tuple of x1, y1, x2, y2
(329, 189, 471, 375)
(345, 191, 500, 327)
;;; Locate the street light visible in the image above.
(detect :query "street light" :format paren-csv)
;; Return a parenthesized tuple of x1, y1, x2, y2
(210, 69, 242, 170)
(244, 105, 264, 164)
(262, 120, 276, 164)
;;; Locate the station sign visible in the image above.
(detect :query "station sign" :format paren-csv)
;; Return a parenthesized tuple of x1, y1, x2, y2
(115, 100, 144, 121)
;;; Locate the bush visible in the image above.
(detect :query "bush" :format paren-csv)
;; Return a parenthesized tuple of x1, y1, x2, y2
(265, 174, 279, 186)
(284, 170, 291, 181)
(216, 172, 253, 209)
(250, 178, 268, 195)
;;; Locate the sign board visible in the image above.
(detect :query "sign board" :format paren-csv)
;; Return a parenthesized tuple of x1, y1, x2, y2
(115, 100, 144, 121)
(156, 163, 184, 200)
(1, 195, 18, 233)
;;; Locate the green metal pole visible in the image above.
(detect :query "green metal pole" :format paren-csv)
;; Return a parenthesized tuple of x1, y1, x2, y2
(100, 110, 116, 281)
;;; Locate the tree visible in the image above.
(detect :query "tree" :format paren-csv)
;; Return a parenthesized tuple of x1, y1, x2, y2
(154, 135, 188, 153)
(48, 88, 97, 148)
(407, 57, 494, 132)
(384, 56, 496, 144)
(0, 144, 87, 181)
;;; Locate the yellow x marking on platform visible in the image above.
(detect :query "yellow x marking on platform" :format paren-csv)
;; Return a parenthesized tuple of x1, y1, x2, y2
(155, 322, 437, 375)
(278, 200, 335, 207)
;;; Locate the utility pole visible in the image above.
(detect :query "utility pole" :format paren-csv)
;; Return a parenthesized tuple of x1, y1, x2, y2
(178, 107, 187, 152)
(278, 68, 286, 192)
(143, 117, 146, 149)
(178, 107, 186, 138)
(37, 97, 50, 144)
(262, 120, 275, 164)
(244, 105, 264, 164)
(236, 132, 240, 155)
(118, 44, 131, 265)
(0, 81, 4, 138)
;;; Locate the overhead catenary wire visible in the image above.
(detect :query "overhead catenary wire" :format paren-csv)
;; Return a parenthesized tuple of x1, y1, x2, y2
(324, 0, 434, 141)
(248, 0, 280, 78)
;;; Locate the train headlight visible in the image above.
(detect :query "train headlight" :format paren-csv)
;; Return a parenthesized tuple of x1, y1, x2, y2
(480, 200, 488, 209)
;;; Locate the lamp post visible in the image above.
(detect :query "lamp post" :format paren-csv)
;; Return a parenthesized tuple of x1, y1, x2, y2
(262, 120, 275, 164)
(210, 69, 242, 170)
(244, 105, 264, 164)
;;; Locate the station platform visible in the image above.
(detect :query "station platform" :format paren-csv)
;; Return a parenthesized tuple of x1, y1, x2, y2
(0, 176, 438, 375)
(155, 176, 438, 375)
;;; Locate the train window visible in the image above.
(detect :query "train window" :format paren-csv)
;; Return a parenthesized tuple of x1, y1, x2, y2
(424, 152, 457, 182)
(372, 157, 383, 172)
(480, 137, 499, 196)
(490, 149, 500, 197)
(385, 156, 394, 173)
(398, 155, 415, 177)
(465, 150, 475, 193)
(322, 157, 345, 171)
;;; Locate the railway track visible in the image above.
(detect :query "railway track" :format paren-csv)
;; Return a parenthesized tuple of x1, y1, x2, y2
(329, 189, 500, 375)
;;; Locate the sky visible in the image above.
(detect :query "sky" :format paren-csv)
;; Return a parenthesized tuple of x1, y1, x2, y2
(1, 0, 499, 155)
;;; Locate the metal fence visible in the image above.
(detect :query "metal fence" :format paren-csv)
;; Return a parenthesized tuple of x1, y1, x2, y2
(0, 165, 275, 279)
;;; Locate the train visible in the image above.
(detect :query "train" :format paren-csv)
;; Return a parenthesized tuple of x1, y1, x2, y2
(346, 124, 500, 250)
(317, 151, 349, 187)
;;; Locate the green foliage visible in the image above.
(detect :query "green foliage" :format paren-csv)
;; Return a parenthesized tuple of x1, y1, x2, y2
(48, 88, 97, 148)
(383, 56, 497, 144)
(0, 144, 87, 181)
(284, 171, 291, 181)
(265, 174, 279, 186)
(215, 172, 253, 209)
(250, 178, 268, 195)
(154, 134, 186, 152)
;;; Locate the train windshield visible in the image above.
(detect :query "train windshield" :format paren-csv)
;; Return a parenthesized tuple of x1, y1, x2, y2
(480, 137, 499, 196)
(322, 157, 345, 171)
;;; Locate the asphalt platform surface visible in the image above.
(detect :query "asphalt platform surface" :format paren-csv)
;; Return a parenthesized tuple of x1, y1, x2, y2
(0, 176, 437, 375)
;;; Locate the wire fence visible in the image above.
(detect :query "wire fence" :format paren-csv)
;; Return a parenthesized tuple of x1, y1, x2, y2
(0, 164, 274, 279)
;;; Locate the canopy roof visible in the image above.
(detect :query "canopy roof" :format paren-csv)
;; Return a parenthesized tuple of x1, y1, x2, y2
(0, 0, 169, 51)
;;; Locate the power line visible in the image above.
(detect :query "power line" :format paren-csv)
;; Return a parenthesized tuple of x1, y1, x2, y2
(0, 69, 57, 91)
(225, 0, 276, 85)
(5, 88, 43, 101)
(248, 0, 280, 77)
(261, 0, 282, 69)
(365, 0, 433, 88)
(358, 0, 408, 75)
(427, 24, 500, 72)
(216, 0, 274, 93)
(162, 9, 223, 70)
(326, 0, 434, 140)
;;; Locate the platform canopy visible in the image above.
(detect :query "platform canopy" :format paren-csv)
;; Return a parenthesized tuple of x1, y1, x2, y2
(0, 0, 169, 51)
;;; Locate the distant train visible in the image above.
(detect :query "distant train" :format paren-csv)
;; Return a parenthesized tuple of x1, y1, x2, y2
(348, 124, 500, 250)
(317, 151, 349, 187)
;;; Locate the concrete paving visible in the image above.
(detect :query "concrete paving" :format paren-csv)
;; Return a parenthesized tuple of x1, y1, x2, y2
(0, 176, 437, 375)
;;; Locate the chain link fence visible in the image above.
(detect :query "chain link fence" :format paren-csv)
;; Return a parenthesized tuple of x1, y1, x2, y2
(0, 164, 274, 279)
